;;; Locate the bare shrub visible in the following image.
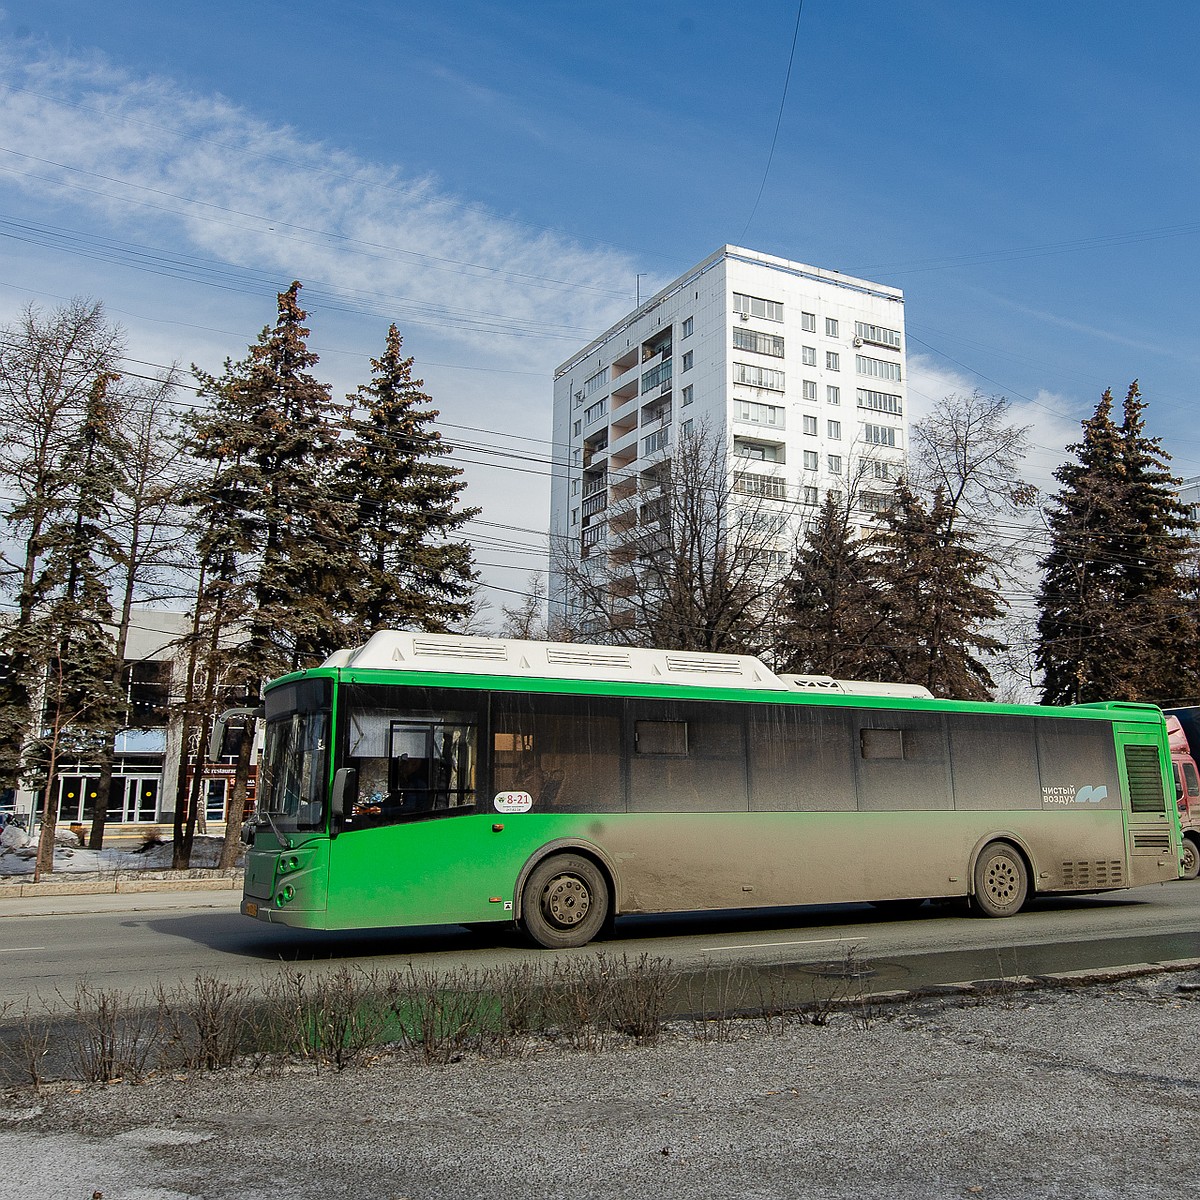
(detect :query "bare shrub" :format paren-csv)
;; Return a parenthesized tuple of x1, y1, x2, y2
(63, 981, 158, 1083)
(388, 966, 491, 1065)
(685, 965, 754, 1042)
(156, 975, 259, 1071)
(481, 961, 547, 1057)
(602, 952, 673, 1043)
(305, 966, 393, 1071)
(0, 1000, 53, 1088)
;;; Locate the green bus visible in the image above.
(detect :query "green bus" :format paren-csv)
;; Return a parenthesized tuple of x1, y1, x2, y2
(234, 632, 1184, 949)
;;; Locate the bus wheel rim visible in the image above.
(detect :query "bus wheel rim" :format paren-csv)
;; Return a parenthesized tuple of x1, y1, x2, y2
(543, 875, 590, 927)
(985, 858, 1018, 905)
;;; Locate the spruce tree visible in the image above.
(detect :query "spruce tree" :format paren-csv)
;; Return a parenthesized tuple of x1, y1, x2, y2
(337, 324, 478, 639)
(775, 494, 888, 678)
(188, 281, 348, 680)
(185, 282, 348, 864)
(1036, 382, 1198, 703)
(870, 484, 1005, 699)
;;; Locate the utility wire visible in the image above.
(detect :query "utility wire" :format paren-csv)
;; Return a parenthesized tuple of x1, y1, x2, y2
(739, 0, 805, 242)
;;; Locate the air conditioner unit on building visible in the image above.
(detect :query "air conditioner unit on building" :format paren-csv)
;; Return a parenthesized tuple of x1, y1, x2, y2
(853, 336, 864, 347)
(739, 312, 750, 321)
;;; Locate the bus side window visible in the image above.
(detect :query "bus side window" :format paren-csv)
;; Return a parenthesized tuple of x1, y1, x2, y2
(491, 696, 624, 813)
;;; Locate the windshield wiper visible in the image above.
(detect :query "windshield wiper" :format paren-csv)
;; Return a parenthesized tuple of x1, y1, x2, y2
(256, 807, 291, 849)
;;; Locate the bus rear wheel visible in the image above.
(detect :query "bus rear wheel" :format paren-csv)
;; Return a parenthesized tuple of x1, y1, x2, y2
(972, 841, 1029, 917)
(521, 854, 610, 950)
(1181, 838, 1200, 881)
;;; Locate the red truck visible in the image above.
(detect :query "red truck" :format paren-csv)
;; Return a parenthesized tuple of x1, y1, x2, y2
(1165, 708, 1200, 879)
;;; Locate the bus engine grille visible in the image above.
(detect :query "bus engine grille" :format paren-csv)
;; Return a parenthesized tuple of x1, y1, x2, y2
(1061, 859, 1124, 887)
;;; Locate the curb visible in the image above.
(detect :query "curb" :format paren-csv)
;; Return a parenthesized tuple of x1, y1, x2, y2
(0, 873, 243, 899)
(860, 956, 1200, 1006)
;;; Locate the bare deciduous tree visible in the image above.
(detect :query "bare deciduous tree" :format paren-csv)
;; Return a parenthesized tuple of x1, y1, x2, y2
(554, 426, 789, 654)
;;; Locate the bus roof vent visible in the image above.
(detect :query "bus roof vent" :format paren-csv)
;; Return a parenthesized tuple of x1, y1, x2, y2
(781, 674, 843, 692)
(411, 637, 509, 662)
(545, 647, 633, 670)
(778, 674, 935, 699)
(664, 654, 747, 676)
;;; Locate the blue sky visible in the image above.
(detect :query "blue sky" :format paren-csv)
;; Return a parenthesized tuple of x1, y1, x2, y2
(1, 1, 1198, 619)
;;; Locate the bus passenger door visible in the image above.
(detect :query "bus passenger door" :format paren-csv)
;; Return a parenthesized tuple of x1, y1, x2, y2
(1115, 725, 1181, 886)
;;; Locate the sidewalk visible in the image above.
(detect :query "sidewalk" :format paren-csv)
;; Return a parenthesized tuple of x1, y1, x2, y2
(0, 868, 244, 916)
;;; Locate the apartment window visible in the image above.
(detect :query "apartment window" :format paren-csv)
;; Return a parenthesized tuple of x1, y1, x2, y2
(860, 492, 893, 514)
(825, 317, 839, 337)
(735, 439, 784, 464)
(733, 292, 784, 322)
(573, 420, 581, 437)
(584, 368, 608, 397)
(826, 385, 840, 405)
(572, 448, 582, 465)
(584, 398, 608, 425)
(803, 450, 819, 471)
(682, 350, 694, 371)
(826, 351, 840, 371)
(857, 388, 903, 415)
(734, 472, 787, 499)
(732, 328, 785, 357)
(854, 321, 901, 350)
(736, 400, 785, 427)
(801, 311, 816, 332)
(802, 415, 818, 436)
(682, 384, 694, 406)
(681, 418, 694, 438)
(870, 460, 900, 481)
(802, 486, 819, 506)
(863, 424, 899, 447)
(828, 420, 841, 439)
(733, 362, 785, 391)
(643, 428, 670, 455)
(802, 346, 816, 366)
(828, 454, 843, 475)
(640, 360, 672, 394)
(682, 316, 694, 338)
(856, 355, 902, 382)
(571, 509, 579, 526)
(803, 380, 817, 401)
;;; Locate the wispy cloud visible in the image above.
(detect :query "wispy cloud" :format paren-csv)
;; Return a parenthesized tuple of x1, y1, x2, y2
(0, 43, 637, 364)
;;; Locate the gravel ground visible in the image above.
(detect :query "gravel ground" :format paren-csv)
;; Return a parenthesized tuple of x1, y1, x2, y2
(1, 973, 1198, 1200)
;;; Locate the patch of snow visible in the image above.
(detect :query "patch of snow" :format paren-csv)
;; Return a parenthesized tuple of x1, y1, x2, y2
(0, 833, 234, 876)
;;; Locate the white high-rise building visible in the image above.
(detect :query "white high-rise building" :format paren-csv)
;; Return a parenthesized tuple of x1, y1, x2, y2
(550, 245, 908, 620)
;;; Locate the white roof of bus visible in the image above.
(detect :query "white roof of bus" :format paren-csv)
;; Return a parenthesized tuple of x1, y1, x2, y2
(321, 631, 933, 697)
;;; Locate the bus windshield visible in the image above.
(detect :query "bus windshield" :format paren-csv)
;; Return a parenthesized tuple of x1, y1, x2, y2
(258, 681, 331, 834)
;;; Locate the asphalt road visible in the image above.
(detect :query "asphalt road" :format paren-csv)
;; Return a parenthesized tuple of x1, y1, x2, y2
(2, 878, 1198, 1011)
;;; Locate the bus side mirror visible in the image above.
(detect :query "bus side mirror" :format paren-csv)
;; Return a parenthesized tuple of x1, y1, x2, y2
(208, 705, 264, 761)
(331, 768, 358, 833)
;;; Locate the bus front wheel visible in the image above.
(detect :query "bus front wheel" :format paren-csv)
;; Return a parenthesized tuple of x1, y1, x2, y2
(971, 842, 1029, 917)
(521, 854, 610, 949)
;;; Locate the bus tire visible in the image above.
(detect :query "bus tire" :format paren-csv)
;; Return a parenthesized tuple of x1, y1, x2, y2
(1182, 837, 1200, 881)
(521, 854, 610, 950)
(971, 841, 1028, 917)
